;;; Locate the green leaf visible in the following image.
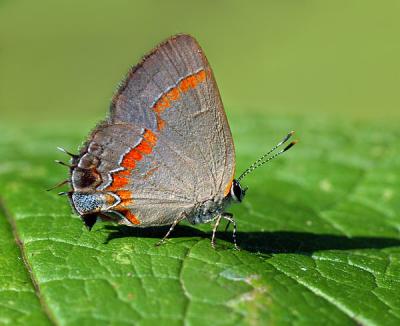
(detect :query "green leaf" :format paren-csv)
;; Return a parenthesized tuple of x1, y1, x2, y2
(1, 116, 399, 325)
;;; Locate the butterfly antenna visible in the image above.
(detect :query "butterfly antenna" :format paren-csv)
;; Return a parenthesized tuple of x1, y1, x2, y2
(237, 131, 297, 182)
(46, 179, 69, 191)
(54, 160, 76, 168)
(57, 147, 78, 158)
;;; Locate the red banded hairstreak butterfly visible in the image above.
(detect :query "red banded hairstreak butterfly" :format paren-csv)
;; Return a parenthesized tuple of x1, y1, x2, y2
(53, 34, 297, 249)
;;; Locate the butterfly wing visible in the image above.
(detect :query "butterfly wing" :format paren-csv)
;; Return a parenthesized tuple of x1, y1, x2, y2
(71, 34, 235, 227)
(112, 34, 235, 194)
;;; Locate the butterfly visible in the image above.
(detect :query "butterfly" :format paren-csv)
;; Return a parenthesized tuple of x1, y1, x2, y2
(54, 34, 296, 249)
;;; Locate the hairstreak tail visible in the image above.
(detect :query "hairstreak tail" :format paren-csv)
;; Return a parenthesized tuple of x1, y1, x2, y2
(52, 34, 297, 249)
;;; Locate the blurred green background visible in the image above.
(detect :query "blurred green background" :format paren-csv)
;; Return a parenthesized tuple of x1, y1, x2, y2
(1, 2, 400, 324)
(1, 0, 399, 127)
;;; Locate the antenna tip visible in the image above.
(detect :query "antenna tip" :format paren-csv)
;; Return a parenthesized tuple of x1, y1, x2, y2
(283, 140, 298, 152)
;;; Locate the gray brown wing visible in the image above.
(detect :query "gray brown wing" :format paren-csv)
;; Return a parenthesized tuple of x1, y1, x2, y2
(71, 35, 235, 226)
(110, 34, 235, 202)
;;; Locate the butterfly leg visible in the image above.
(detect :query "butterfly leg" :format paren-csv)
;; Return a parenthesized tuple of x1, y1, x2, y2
(224, 220, 231, 232)
(211, 215, 223, 249)
(156, 212, 187, 246)
(221, 213, 240, 250)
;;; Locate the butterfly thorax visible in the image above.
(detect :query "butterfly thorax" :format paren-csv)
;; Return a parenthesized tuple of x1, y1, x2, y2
(186, 179, 246, 224)
(186, 195, 231, 225)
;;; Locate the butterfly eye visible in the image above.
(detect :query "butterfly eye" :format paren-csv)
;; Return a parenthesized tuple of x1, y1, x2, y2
(230, 179, 245, 202)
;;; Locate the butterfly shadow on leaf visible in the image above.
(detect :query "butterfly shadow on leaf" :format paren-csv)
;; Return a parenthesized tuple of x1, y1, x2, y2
(103, 224, 400, 254)
(103, 224, 206, 243)
(218, 230, 400, 254)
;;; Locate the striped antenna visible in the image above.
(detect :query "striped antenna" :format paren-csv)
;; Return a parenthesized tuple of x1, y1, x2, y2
(237, 131, 297, 182)
(57, 147, 78, 158)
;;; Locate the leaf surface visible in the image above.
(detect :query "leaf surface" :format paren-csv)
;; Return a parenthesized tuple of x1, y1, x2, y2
(1, 117, 399, 326)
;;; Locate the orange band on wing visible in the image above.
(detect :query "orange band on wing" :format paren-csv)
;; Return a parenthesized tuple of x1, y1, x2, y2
(224, 168, 235, 197)
(167, 87, 180, 101)
(106, 129, 158, 194)
(143, 129, 157, 146)
(115, 190, 133, 205)
(154, 97, 170, 114)
(152, 69, 206, 131)
(135, 141, 152, 154)
(121, 150, 142, 169)
(105, 130, 159, 224)
(224, 178, 234, 197)
(196, 70, 206, 82)
(124, 211, 140, 225)
(156, 116, 165, 130)
(107, 171, 129, 191)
